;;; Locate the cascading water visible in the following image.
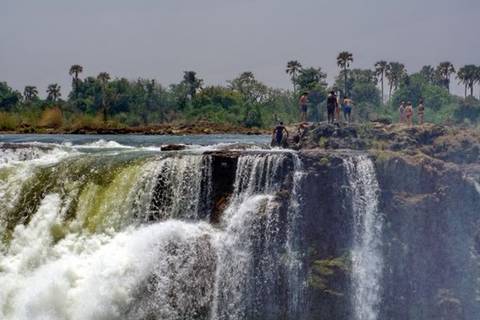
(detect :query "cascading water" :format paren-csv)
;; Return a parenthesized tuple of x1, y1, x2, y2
(344, 155, 383, 320)
(210, 153, 305, 320)
(0, 142, 304, 320)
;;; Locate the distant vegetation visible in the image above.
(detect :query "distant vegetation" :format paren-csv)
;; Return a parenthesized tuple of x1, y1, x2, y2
(1, 53, 480, 132)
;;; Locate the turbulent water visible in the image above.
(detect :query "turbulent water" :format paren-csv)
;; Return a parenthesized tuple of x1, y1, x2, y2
(345, 155, 383, 320)
(0, 138, 304, 320)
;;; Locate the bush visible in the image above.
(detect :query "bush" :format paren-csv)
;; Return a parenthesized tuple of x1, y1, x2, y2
(38, 107, 63, 128)
(0, 112, 18, 131)
(69, 114, 104, 130)
(390, 74, 452, 111)
(454, 97, 480, 124)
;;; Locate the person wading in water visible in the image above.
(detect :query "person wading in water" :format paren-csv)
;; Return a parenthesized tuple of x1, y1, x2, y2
(271, 122, 289, 147)
(326, 91, 338, 124)
(299, 92, 309, 123)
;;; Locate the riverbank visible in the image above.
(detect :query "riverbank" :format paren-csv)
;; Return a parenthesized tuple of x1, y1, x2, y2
(0, 120, 268, 135)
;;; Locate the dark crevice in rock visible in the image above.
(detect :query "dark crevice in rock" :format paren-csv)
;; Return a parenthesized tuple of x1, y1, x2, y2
(206, 151, 239, 224)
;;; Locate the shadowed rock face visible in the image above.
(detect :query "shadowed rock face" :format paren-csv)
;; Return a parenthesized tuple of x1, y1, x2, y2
(375, 155, 480, 320)
(293, 123, 480, 320)
(297, 151, 353, 320)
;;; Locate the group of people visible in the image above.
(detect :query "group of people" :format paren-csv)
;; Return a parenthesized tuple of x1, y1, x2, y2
(272, 92, 427, 147)
(272, 91, 353, 147)
(398, 100, 425, 126)
(301, 91, 353, 125)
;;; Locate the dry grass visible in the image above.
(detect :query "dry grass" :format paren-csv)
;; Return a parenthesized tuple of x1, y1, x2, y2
(38, 107, 63, 128)
(69, 114, 104, 130)
(0, 112, 18, 131)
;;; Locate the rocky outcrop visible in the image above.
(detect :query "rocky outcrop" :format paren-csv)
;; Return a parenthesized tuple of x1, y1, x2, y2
(297, 122, 480, 165)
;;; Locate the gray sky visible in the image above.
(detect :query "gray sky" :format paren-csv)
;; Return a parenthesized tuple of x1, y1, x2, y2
(1, 0, 479, 97)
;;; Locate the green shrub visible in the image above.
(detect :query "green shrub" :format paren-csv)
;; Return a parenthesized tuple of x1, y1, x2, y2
(0, 112, 18, 130)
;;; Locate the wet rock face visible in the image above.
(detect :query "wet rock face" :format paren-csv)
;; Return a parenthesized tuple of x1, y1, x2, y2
(298, 151, 354, 320)
(296, 148, 480, 320)
(206, 151, 239, 223)
(375, 155, 480, 320)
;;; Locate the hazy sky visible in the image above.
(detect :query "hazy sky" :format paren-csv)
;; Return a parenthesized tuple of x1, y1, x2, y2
(1, 0, 479, 97)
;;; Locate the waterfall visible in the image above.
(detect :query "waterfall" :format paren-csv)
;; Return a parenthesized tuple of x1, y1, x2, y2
(144, 154, 211, 221)
(0, 143, 305, 320)
(285, 155, 306, 316)
(210, 153, 302, 320)
(344, 155, 384, 320)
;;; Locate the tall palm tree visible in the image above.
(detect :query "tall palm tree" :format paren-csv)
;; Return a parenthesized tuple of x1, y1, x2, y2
(23, 86, 38, 102)
(374, 60, 388, 103)
(456, 65, 478, 98)
(97, 72, 110, 122)
(182, 71, 203, 99)
(419, 65, 436, 84)
(337, 51, 353, 96)
(476, 66, 480, 99)
(69, 64, 83, 83)
(435, 62, 455, 92)
(457, 67, 468, 98)
(46, 84, 61, 102)
(69, 64, 83, 98)
(385, 62, 406, 97)
(285, 60, 302, 93)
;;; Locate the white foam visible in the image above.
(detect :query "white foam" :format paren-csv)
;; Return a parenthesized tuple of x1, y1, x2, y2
(75, 139, 134, 150)
(0, 192, 216, 320)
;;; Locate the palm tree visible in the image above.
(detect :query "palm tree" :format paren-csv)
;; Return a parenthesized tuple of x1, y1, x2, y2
(337, 51, 353, 96)
(285, 60, 302, 93)
(476, 66, 480, 99)
(374, 61, 388, 103)
(182, 71, 203, 99)
(435, 62, 455, 92)
(97, 72, 110, 121)
(457, 65, 480, 98)
(385, 62, 406, 97)
(69, 64, 83, 97)
(69, 64, 83, 83)
(419, 65, 436, 84)
(457, 67, 468, 98)
(46, 84, 61, 102)
(23, 86, 38, 102)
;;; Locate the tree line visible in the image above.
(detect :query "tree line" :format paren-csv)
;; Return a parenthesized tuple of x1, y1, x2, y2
(1, 53, 480, 131)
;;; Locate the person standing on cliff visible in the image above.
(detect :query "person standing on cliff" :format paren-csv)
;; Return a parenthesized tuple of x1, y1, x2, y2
(335, 94, 341, 123)
(343, 96, 353, 124)
(417, 98, 425, 125)
(399, 101, 406, 124)
(299, 92, 309, 123)
(326, 91, 338, 124)
(272, 121, 289, 147)
(405, 102, 414, 126)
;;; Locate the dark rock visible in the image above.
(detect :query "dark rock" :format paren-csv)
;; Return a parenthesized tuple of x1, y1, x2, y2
(160, 144, 187, 151)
